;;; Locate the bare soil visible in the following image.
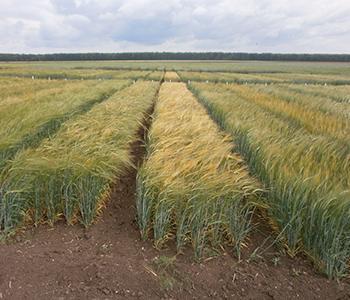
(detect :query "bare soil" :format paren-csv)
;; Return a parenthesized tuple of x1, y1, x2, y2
(0, 110, 349, 300)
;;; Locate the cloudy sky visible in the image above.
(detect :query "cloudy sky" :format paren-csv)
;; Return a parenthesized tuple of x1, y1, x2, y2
(1, 0, 349, 54)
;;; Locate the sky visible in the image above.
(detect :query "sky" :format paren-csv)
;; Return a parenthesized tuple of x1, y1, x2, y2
(1, 0, 350, 54)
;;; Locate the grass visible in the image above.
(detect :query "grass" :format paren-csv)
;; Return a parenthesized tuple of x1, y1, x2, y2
(151, 255, 180, 291)
(136, 82, 261, 259)
(0, 81, 160, 234)
(189, 82, 350, 278)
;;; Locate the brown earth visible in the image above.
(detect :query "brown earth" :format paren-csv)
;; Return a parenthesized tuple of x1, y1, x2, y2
(1, 108, 350, 300)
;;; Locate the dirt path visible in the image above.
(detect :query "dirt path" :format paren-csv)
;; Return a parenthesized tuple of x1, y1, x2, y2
(0, 104, 350, 299)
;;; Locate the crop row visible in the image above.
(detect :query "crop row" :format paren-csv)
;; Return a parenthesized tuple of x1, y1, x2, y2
(0, 80, 131, 171)
(0, 77, 73, 101)
(0, 68, 152, 81)
(163, 71, 180, 82)
(189, 82, 350, 278)
(220, 84, 350, 144)
(249, 84, 350, 119)
(178, 71, 350, 85)
(136, 82, 261, 258)
(0, 81, 159, 233)
(284, 84, 350, 104)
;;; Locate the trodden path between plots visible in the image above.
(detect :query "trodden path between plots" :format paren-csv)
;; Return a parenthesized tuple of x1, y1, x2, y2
(0, 82, 349, 300)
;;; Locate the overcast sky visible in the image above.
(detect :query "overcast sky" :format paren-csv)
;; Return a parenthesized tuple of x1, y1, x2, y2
(1, 0, 349, 54)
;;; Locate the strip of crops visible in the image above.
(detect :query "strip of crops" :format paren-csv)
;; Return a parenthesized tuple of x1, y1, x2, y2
(258, 72, 350, 85)
(214, 84, 350, 146)
(137, 82, 261, 259)
(178, 71, 280, 84)
(0, 68, 110, 79)
(0, 81, 159, 234)
(164, 71, 180, 82)
(0, 80, 130, 170)
(0, 68, 152, 81)
(112, 70, 152, 80)
(179, 71, 350, 85)
(0, 78, 71, 103)
(146, 71, 165, 81)
(249, 84, 350, 119)
(189, 82, 350, 278)
(284, 84, 350, 104)
(0, 81, 88, 113)
(2, 60, 350, 75)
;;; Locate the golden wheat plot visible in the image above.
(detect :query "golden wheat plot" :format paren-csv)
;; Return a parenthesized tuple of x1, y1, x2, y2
(137, 82, 261, 258)
(164, 71, 180, 82)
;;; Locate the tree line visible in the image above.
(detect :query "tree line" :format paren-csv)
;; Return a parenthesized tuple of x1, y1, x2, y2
(0, 52, 349, 62)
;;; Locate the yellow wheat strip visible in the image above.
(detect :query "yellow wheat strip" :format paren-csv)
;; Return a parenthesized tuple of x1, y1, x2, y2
(137, 82, 261, 257)
(164, 71, 180, 82)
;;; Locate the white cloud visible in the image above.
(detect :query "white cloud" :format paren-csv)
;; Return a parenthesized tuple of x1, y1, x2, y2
(0, 0, 349, 53)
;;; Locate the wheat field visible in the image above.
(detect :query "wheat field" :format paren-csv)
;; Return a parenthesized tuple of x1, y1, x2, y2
(0, 61, 349, 278)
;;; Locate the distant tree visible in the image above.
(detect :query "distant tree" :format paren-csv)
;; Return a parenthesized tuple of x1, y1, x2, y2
(0, 52, 349, 62)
